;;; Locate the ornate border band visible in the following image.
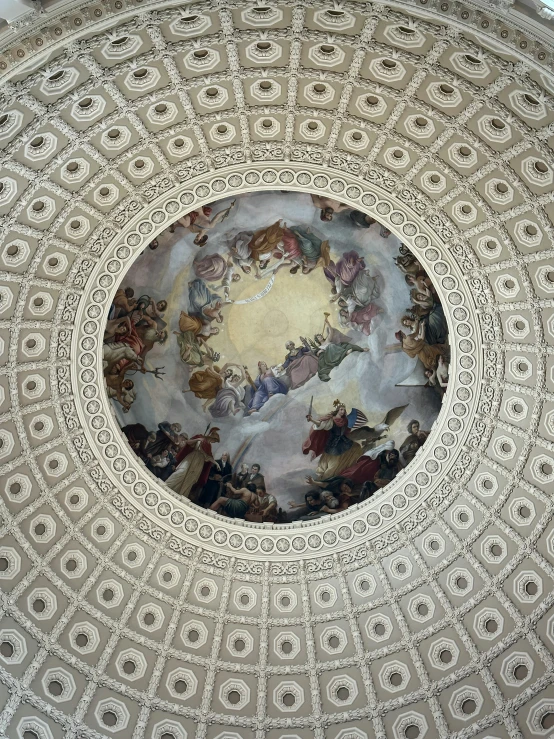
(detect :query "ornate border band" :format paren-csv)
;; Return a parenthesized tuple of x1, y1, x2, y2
(73, 163, 480, 559)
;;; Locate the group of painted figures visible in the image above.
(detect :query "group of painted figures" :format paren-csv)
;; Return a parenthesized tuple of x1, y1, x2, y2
(103, 192, 388, 418)
(119, 421, 280, 521)
(120, 411, 430, 522)
(393, 244, 450, 395)
(103, 191, 447, 522)
(177, 195, 388, 417)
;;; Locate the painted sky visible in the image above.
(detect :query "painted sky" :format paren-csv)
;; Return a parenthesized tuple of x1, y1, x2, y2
(106, 190, 443, 510)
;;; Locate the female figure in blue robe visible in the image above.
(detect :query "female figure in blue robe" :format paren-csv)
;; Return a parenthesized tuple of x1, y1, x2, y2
(248, 361, 288, 413)
(188, 278, 224, 323)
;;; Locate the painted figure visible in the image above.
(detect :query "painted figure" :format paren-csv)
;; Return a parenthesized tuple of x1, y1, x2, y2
(311, 194, 352, 221)
(166, 428, 220, 498)
(304, 402, 368, 479)
(247, 361, 288, 413)
(110, 286, 137, 319)
(174, 201, 235, 246)
(395, 324, 445, 371)
(210, 482, 260, 519)
(338, 296, 382, 336)
(311, 316, 369, 382)
(279, 341, 319, 389)
(188, 279, 224, 323)
(399, 420, 429, 464)
(304, 477, 358, 514)
(194, 253, 241, 301)
(196, 452, 233, 509)
(186, 363, 244, 413)
(361, 448, 401, 497)
(210, 367, 247, 417)
(175, 311, 219, 367)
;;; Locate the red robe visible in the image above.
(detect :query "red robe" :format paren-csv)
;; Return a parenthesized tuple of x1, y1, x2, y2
(339, 456, 381, 485)
(115, 323, 145, 373)
(175, 435, 213, 493)
(302, 415, 349, 459)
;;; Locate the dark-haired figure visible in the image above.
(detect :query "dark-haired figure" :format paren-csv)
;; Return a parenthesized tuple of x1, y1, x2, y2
(399, 420, 429, 465)
(103, 314, 134, 344)
(288, 491, 323, 518)
(311, 194, 351, 221)
(196, 452, 233, 509)
(362, 449, 401, 497)
(252, 486, 278, 523)
(210, 482, 260, 519)
(144, 422, 182, 458)
(111, 286, 136, 319)
(394, 244, 422, 276)
(121, 422, 151, 460)
(350, 211, 376, 228)
(136, 295, 167, 328)
(424, 355, 449, 396)
(105, 374, 136, 412)
(245, 464, 265, 490)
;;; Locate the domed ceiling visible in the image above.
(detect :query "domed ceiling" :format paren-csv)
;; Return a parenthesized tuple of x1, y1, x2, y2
(1, 1, 554, 738)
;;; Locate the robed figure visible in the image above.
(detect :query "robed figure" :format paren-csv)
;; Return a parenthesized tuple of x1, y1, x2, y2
(303, 403, 368, 480)
(311, 316, 368, 383)
(248, 361, 288, 413)
(281, 342, 319, 389)
(166, 428, 220, 498)
(196, 453, 233, 509)
(303, 403, 407, 480)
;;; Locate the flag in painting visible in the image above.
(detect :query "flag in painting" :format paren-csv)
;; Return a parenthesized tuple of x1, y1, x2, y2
(347, 408, 368, 430)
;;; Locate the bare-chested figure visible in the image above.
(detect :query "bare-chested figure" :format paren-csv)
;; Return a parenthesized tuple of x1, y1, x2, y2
(210, 482, 260, 519)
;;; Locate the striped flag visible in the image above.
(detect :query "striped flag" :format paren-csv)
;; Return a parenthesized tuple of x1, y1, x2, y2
(347, 408, 368, 430)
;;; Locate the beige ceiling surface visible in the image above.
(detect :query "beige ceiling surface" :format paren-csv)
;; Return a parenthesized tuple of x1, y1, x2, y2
(1, 1, 554, 737)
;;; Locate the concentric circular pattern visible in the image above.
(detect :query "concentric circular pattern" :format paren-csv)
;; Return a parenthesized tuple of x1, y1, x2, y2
(1, 1, 554, 737)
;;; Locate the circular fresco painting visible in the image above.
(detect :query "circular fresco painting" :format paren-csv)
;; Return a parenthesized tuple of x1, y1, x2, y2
(103, 191, 449, 524)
